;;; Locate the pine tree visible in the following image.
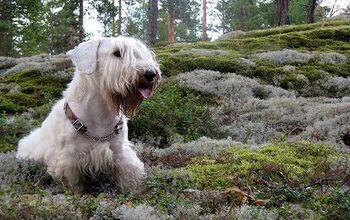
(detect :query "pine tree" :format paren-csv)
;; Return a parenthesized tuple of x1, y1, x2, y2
(148, 0, 158, 45)
(46, 0, 80, 53)
(276, 0, 290, 26)
(215, 0, 233, 34)
(201, 0, 208, 40)
(92, 0, 117, 37)
(307, 0, 317, 23)
(118, 0, 122, 35)
(79, 0, 84, 42)
(167, 0, 175, 43)
(0, 0, 15, 56)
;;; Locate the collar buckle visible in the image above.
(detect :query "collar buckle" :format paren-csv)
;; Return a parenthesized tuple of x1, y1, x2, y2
(64, 101, 122, 142)
(72, 119, 85, 132)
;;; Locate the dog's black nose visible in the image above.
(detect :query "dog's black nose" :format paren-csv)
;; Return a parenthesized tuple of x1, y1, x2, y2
(144, 70, 157, 82)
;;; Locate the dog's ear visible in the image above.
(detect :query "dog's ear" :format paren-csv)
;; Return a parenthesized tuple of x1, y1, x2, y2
(68, 39, 100, 75)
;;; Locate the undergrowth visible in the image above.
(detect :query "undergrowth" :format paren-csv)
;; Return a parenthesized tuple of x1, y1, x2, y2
(0, 19, 350, 219)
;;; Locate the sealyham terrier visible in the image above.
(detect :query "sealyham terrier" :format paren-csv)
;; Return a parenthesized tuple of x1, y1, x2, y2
(16, 37, 161, 192)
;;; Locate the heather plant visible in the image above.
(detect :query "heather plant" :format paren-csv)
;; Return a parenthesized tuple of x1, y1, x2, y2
(0, 152, 53, 188)
(91, 200, 116, 219)
(254, 49, 314, 65)
(177, 70, 350, 148)
(254, 50, 349, 67)
(0, 82, 20, 94)
(0, 57, 17, 69)
(216, 30, 246, 40)
(2, 54, 72, 75)
(176, 48, 230, 57)
(237, 58, 256, 68)
(322, 76, 350, 97)
(318, 52, 348, 64)
(231, 205, 278, 220)
(4, 62, 56, 75)
(112, 204, 165, 220)
(176, 70, 295, 100)
(152, 136, 243, 159)
(282, 65, 296, 71)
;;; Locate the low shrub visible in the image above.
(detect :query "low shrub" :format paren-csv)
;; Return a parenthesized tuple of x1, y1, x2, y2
(129, 81, 220, 147)
(255, 49, 313, 65)
(187, 142, 345, 190)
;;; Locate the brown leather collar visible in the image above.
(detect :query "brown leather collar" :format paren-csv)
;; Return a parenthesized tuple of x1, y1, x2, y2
(64, 101, 123, 142)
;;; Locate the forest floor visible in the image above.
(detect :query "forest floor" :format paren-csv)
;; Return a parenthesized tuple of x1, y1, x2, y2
(0, 19, 350, 219)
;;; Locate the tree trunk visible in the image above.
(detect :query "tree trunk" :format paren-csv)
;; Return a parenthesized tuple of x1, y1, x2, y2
(148, 0, 158, 45)
(221, 12, 226, 34)
(239, 5, 244, 30)
(112, 0, 116, 36)
(0, 32, 7, 56)
(78, 0, 84, 42)
(167, 0, 175, 43)
(201, 0, 208, 41)
(276, 0, 290, 26)
(0, 0, 12, 56)
(68, 25, 75, 48)
(118, 0, 122, 36)
(307, 0, 317, 23)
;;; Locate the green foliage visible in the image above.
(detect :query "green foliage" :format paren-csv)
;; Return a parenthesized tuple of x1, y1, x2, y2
(91, 0, 118, 37)
(231, 0, 267, 31)
(129, 81, 220, 147)
(215, 0, 234, 34)
(0, 114, 40, 152)
(187, 142, 342, 190)
(0, 68, 71, 114)
(14, 0, 49, 56)
(308, 187, 350, 219)
(0, 65, 71, 152)
(215, 0, 276, 33)
(124, 3, 148, 40)
(158, 0, 201, 42)
(46, 0, 80, 54)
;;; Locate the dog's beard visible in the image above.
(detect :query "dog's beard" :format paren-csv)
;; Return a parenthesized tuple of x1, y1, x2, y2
(117, 92, 143, 117)
(102, 89, 142, 117)
(102, 80, 159, 117)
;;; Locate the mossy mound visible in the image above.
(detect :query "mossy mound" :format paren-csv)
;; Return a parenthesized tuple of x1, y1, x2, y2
(140, 141, 349, 218)
(156, 19, 350, 97)
(0, 68, 72, 114)
(187, 142, 343, 190)
(2, 142, 347, 219)
(0, 55, 73, 152)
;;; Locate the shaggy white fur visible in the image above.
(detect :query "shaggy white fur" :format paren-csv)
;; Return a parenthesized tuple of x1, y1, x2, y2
(16, 37, 161, 192)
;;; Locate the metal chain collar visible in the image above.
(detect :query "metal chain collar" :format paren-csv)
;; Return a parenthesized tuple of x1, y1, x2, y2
(64, 101, 123, 143)
(83, 128, 121, 143)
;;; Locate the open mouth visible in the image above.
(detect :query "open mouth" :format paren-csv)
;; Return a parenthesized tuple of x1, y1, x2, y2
(138, 87, 153, 99)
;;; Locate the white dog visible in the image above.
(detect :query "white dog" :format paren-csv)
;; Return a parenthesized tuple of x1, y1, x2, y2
(16, 37, 161, 192)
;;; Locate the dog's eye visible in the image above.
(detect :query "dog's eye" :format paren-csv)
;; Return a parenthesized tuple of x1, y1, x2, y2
(113, 50, 121, 58)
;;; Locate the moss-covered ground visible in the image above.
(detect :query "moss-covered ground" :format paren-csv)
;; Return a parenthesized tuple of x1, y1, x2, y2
(0, 19, 349, 219)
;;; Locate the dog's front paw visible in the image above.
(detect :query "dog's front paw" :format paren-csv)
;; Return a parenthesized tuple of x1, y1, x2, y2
(115, 162, 145, 193)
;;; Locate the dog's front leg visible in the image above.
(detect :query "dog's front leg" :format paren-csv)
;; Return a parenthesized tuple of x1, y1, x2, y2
(112, 143, 145, 193)
(46, 152, 84, 192)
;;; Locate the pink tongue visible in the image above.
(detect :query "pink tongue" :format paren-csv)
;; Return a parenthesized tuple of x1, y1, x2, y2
(138, 88, 152, 99)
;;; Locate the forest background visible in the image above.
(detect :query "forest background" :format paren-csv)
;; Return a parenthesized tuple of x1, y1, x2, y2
(1, 0, 349, 57)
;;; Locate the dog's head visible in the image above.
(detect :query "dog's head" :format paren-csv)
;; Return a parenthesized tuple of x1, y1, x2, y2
(69, 37, 161, 116)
